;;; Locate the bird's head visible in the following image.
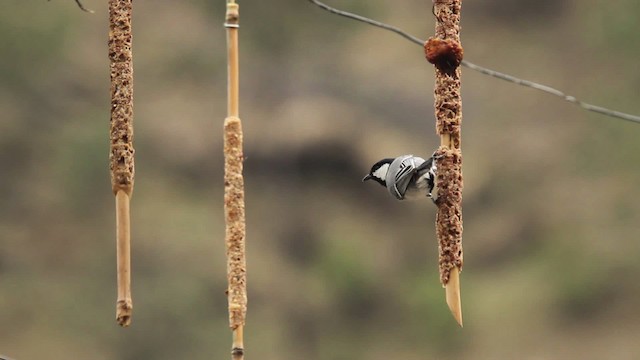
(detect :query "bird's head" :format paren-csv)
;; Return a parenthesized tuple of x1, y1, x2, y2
(362, 158, 394, 187)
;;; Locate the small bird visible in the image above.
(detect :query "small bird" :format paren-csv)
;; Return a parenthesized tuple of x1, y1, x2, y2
(363, 154, 437, 201)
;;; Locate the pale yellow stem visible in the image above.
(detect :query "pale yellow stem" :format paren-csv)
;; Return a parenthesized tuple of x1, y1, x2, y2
(226, 3, 239, 118)
(115, 190, 132, 327)
(231, 325, 244, 360)
(446, 267, 462, 327)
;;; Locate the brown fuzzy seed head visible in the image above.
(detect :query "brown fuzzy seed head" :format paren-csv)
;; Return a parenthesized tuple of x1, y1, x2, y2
(424, 37, 464, 74)
(434, 147, 464, 285)
(224, 116, 247, 330)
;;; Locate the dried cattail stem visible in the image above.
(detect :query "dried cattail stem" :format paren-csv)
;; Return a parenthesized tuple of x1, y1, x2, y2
(115, 190, 132, 327)
(432, 0, 464, 327)
(109, 0, 134, 327)
(225, 2, 247, 359)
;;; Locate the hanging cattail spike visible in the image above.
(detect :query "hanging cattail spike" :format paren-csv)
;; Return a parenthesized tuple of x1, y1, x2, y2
(224, 1, 247, 359)
(432, 0, 464, 327)
(108, 0, 135, 327)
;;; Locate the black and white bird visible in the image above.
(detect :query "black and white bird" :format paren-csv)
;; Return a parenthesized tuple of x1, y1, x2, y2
(362, 154, 437, 202)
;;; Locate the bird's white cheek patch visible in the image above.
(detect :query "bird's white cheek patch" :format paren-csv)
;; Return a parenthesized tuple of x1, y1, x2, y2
(372, 163, 390, 181)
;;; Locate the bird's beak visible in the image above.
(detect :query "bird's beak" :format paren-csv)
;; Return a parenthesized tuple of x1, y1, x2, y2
(362, 174, 372, 182)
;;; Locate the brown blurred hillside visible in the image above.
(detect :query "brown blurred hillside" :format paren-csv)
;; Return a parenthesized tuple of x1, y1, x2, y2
(1, 1, 639, 359)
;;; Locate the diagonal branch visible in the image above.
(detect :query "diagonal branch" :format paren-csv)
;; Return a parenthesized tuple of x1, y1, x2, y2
(307, 0, 640, 125)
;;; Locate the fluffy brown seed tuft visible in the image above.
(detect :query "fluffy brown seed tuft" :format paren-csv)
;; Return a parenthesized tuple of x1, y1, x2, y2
(425, 37, 464, 75)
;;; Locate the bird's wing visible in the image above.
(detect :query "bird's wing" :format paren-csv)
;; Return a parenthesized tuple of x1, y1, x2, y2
(391, 158, 419, 199)
(414, 156, 433, 173)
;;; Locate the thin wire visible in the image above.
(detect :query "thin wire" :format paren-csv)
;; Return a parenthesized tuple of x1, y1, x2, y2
(74, 0, 94, 12)
(308, 0, 425, 45)
(307, 0, 640, 125)
(48, 0, 95, 13)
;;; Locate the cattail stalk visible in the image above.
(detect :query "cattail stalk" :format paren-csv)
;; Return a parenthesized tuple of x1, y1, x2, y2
(427, 0, 464, 327)
(109, 0, 134, 327)
(224, 1, 247, 359)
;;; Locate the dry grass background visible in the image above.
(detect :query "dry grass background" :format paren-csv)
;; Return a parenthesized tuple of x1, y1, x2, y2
(0, 0, 639, 359)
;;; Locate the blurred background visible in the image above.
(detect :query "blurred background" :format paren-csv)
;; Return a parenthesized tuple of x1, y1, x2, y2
(1, 0, 639, 359)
